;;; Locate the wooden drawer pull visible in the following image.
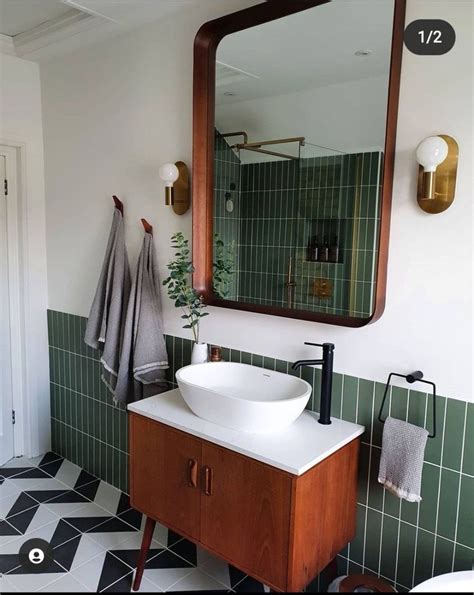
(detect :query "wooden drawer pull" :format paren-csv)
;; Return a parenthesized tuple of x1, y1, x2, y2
(187, 458, 198, 488)
(203, 465, 213, 496)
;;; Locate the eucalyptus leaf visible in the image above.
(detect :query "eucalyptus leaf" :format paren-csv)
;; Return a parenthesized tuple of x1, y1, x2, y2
(165, 231, 208, 343)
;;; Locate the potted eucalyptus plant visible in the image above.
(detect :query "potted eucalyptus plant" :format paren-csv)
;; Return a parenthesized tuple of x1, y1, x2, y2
(163, 232, 209, 364)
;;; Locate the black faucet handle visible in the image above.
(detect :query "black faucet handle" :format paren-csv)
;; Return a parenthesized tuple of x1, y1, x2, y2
(304, 342, 335, 350)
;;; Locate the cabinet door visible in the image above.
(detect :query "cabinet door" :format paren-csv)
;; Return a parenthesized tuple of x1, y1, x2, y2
(129, 414, 202, 541)
(200, 442, 292, 590)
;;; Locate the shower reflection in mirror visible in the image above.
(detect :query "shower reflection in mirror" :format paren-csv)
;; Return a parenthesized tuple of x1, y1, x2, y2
(212, 0, 393, 319)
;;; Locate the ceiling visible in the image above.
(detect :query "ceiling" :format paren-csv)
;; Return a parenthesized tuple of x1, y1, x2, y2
(0, 0, 214, 61)
(0, 0, 76, 36)
(216, 0, 395, 105)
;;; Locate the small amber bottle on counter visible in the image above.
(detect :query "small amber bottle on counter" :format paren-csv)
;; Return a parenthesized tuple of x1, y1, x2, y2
(210, 345, 223, 362)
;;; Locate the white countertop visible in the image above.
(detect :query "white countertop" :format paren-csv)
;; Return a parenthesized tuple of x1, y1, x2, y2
(128, 389, 365, 476)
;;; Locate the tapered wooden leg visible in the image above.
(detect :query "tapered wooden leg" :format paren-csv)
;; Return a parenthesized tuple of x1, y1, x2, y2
(132, 516, 156, 591)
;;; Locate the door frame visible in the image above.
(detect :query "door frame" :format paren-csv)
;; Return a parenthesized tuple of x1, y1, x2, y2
(0, 137, 50, 459)
(0, 144, 24, 459)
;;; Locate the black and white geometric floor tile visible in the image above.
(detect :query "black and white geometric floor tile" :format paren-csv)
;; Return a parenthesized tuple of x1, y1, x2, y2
(0, 453, 269, 593)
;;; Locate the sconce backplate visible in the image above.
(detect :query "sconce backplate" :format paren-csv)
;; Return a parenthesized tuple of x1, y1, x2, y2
(173, 161, 190, 215)
(417, 135, 458, 214)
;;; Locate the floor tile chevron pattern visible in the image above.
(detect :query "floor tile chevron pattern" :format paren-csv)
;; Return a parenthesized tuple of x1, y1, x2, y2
(1, 454, 269, 592)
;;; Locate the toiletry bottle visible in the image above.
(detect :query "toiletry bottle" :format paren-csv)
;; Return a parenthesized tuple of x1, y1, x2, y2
(210, 345, 223, 362)
(329, 235, 339, 263)
(319, 237, 329, 262)
(310, 236, 319, 261)
(306, 237, 313, 261)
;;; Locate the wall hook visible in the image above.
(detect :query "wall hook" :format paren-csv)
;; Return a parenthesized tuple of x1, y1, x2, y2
(141, 218, 153, 234)
(112, 195, 124, 215)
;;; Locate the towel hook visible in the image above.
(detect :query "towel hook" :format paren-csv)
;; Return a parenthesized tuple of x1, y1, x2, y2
(377, 371, 437, 438)
(112, 195, 124, 215)
(141, 218, 153, 234)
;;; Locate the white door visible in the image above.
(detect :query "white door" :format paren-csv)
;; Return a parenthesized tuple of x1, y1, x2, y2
(0, 153, 15, 464)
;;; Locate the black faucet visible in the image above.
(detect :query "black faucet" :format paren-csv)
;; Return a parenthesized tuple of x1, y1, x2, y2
(292, 342, 334, 425)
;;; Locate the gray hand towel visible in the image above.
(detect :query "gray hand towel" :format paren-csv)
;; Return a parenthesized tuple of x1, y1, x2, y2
(378, 416, 428, 503)
(84, 208, 130, 395)
(114, 231, 169, 404)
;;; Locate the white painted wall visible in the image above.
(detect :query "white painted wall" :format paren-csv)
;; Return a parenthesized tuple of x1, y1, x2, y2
(42, 0, 473, 403)
(216, 76, 388, 161)
(0, 53, 50, 455)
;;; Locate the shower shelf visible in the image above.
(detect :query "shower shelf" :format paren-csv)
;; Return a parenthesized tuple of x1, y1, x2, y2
(304, 260, 343, 265)
(305, 217, 346, 265)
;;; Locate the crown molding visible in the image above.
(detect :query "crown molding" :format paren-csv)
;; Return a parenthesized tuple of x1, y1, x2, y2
(0, 34, 16, 56)
(13, 9, 103, 57)
(61, 0, 119, 24)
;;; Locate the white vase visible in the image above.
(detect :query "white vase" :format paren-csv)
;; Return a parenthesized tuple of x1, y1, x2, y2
(191, 342, 208, 364)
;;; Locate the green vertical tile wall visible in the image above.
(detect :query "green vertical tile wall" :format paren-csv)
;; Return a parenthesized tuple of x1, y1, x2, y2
(214, 130, 241, 300)
(294, 151, 382, 317)
(214, 150, 383, 317)
(239, 159, 299, 307)
(48, 309, 473, 590)
(48, 310, 130, 492)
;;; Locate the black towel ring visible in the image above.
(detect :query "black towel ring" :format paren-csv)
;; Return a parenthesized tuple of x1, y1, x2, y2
(377, 371, 437, 438)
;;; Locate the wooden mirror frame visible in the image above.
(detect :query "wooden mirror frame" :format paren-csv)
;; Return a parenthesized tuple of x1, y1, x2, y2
(192, 0, 406, 327)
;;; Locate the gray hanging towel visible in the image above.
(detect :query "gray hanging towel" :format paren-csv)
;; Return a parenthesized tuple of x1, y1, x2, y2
(114, 231, 169, 404)
(378, 416, 429, 503)
(84, 208, 130, 395)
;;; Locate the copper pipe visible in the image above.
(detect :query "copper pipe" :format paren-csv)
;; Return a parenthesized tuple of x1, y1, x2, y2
(286, 256, 296, 308)
(237, 146, 299, 161)
(220, 131, 248, 143)
(236, 136, 305, 148)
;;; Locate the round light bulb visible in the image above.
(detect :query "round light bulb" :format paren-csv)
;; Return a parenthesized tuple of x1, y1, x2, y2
(416, 136, 448, 172)
(159, 163, 179, 187)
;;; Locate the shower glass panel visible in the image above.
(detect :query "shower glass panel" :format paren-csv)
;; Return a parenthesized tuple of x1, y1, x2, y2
(213, 135, 304, 309)
(295, 143, 383, 318)
(213, 134, 383, 317)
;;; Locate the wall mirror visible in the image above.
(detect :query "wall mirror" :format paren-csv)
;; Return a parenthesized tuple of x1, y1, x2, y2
(193, 0, 406, 326)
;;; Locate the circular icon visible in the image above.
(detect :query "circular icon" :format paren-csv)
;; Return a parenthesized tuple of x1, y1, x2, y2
(29, 547, 45, 564)
(19, 538, 54, 572)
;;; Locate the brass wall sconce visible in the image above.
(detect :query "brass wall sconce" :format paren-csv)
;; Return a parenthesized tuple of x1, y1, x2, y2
(415, 135, 458, 213)
(159, 161, 190, 215)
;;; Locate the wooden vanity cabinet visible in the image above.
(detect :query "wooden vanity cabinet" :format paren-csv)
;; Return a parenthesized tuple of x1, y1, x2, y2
(129, 412, 359, 592)
(129, 415, 202, 541)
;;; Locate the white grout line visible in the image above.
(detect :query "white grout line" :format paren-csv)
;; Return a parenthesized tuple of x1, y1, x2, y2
(49, 381, 128, 412)
(431, 401, 449, 576)
(377, 385, 391, 577)
(51, 418, 128, 456)
(359, 502, 473, 550)
(451, 401, 468, 571)
(411, 391, 429, 587)
(164, 566, 211, 594)
(362, 382, 376, 574)
(50, 344, 99, 363)
(1, 453, 64, 477)
(359, 441, 473, 479)
(97, 569, 134, 593)
(355, 377, 360, 424)
(393, 392, 411, 584)
(339, 374, 344, 418)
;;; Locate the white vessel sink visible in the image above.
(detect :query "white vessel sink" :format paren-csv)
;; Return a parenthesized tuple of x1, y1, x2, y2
(176, 362, 312, 433)
(411, 571, 474, 593)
